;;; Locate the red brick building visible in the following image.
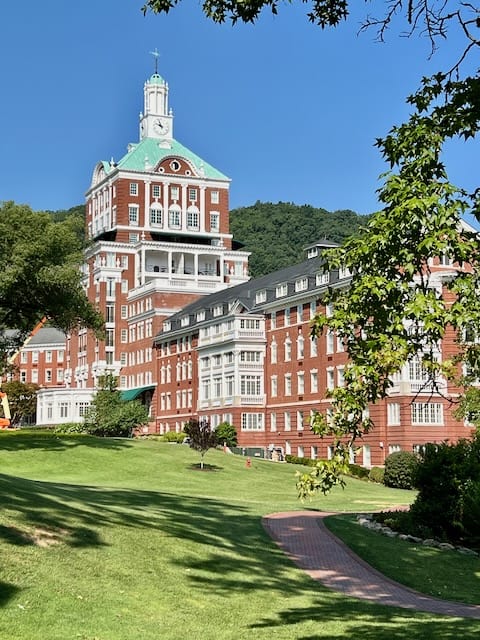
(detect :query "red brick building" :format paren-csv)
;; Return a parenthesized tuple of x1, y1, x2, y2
(153, 240, 474, 466)
(35, 66, 249, 426)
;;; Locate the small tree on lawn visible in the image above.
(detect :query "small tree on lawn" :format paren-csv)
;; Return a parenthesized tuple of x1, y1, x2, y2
(215, 421, 237, 448)
(2, 381, 39, 426)
(184, 419, 218, 469)
(84, 374, 149, 437)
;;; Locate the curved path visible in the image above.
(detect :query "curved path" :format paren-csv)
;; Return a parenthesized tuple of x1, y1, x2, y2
(263, 511, 480, 619)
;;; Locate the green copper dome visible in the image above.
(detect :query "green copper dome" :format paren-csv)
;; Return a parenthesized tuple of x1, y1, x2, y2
(149, 73, 165, 85)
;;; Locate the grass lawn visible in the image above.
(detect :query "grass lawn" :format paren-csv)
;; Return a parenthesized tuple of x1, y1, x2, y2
(325, 514, 480, 605)
(0, 431, 479, 639)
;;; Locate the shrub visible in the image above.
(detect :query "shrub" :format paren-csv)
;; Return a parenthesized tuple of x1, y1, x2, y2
(369, 466, 385, 484)
(347, 463, 370, 480)
(410, 438, 480, 546)
(383, 451, 419, 489)
(160, 431, 186, 443)
(285, 455, 317, 467)
(53, 422, 87, 435)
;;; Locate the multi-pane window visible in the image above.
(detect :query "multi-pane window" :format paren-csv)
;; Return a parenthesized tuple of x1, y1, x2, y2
(168, 207, 181, 228)
(295, 278, 308, 292)
(297, 336, 304, 360)
(326, 329, 335, 354)
(210, 212, 219, 231)
(105, 305, 115, 323)
(271, 311, 276, 329)
(327, 368, 335, 390)
(21, 352, 28, 364)
(310, 370, 318, 393)
(188, 188, 197, 202)
(240, 351, 261, 362)
(284, 412, 291, 431)
(276, 283, 288, 298)
(284, 374, 292, 396)
(310, 337, 318, 357)
(170, 186, 179, 200)
(45, 350, 52, 363)
(284, 338, 291, 362)
(297, 372, 305, 395)
(240, 375, 261, 396)
(32, 351, 39, 364)
(284, 308, 291, 326)
(152, 185, 161, 198)
(411, 403, 444, 425)
(270, 412, 277, 432)
(387, 403, 401, 426)
(241, 413, 264, 431)
(150, 207, 162, 225)
(128, 206, 139, 224)
(211, 190, 219, 204)
(187, 208, 199, 229)
(45, 370, 52, 383)
(225, 375, 234, 396)
(214, 377, 222, 398)
(271, 376, 278, 397)
(129, 183, 138, 196)
(270, 341, 277, 364)
(337, 366, 345, 387)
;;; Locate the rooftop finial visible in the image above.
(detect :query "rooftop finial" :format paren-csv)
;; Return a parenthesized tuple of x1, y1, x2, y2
(150, 48, 160, 75)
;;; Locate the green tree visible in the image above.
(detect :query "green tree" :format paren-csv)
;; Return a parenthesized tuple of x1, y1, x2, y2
(184, 419, 218, 469)
(215, 421, 238, 447)
(83, 375, 149, 437)
(1, 381, 39, 427)
(0, 202, 104, 375)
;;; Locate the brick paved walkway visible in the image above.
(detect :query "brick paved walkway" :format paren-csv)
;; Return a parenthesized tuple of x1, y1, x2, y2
(263, 511, 480, 619)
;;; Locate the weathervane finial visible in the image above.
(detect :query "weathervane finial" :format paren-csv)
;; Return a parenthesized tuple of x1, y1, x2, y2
(150, 48, 160, 75)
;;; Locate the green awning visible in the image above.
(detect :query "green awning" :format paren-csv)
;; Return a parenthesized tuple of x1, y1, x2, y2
(121, 385, 156, 401)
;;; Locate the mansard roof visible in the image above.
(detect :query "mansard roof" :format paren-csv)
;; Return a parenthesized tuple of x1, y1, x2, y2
(154, 244, 349, 342)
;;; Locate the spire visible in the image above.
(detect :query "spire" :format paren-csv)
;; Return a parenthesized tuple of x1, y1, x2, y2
(150, 48, 160, 75)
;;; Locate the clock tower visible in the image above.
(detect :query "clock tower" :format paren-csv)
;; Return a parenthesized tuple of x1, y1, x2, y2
(139, 61, 173, 141)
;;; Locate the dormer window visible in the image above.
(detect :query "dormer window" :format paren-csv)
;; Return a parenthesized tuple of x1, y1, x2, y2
(276, 283, 288, 298)
(316, 271, 330, 286)
(339, 266, 351, 279)
(255, 290, 267, 304)
(163, 320, 171, 332)
(197, 310, 205, 322)
(212, 304, 223, 317)
(295, 277, 308, 292)
(181, 316, 190, 327)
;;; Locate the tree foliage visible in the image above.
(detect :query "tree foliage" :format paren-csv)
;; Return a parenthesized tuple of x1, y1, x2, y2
(230, 202, 367, 278)
(298, 72, 480, 498)
(0, 201, 104, 375)
(215, 421, 238, 447)
(184, 419, 218, 468)
(1, 381, 39, 427)
(83, 375, 149, 437)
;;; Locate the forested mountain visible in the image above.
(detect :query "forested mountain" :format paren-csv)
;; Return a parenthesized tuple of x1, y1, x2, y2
(48, 201, 369, 278)
(230, 201, 369, 278)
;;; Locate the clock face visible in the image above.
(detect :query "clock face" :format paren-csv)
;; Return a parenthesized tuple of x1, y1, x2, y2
(153, 118, 169, 135)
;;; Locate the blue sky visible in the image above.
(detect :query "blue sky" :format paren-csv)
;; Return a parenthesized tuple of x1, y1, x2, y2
(0, 1, 477, 216)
